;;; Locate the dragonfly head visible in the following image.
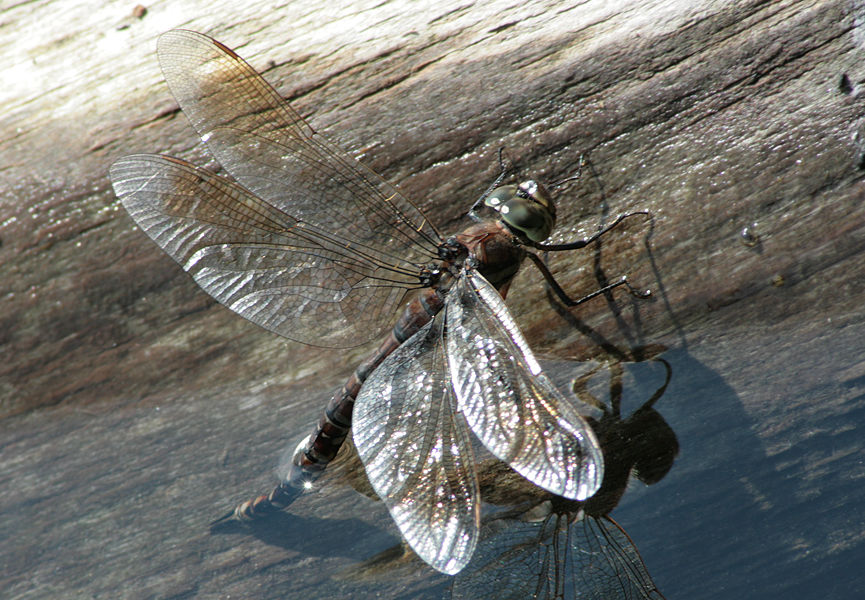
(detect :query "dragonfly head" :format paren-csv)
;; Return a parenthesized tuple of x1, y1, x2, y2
(484, 180, 556, 242)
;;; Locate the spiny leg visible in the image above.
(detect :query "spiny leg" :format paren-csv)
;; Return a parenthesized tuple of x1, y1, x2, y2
(525, 252, 651, 307)
(527, 210, 651, 253)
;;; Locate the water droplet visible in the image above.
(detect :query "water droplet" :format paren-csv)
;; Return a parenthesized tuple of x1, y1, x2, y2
(740, 223, 759, 247)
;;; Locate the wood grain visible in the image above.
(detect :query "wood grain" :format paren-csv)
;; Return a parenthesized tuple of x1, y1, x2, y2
(1, 0, 864, 597)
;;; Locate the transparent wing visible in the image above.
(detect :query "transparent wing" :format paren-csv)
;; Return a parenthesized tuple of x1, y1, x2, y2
(567, 515, 666, 599)
(451, 509, 666, 600)
(451, 510, 564, 600)
(156, 29, 440, 261)
(110, 154, 410, 348)
(446, 269, 604, 500)
(353, 317, 480, 575)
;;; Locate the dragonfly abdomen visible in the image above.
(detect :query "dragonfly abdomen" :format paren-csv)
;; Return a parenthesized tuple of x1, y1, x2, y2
(293, 283, 449, 478)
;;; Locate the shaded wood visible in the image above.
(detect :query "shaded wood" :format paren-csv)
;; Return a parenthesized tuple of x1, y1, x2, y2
(2, 0, 865, 598)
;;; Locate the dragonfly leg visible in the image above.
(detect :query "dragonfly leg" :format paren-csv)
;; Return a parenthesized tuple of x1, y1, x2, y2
(467, 148, 513, 220)
(548, 154, 586, 189)
(525, 252, 651, 307)
(528, 210, 651, 252)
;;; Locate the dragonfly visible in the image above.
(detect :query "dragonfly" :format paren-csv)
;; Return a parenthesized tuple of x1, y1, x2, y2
(448, 358, 676, 599)
(109, 30, 649, 575)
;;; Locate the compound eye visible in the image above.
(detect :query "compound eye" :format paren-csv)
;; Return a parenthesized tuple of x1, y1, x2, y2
(484, 185, 518, 210)
(499, 198, 554, 242)
(484, 181, 556, 242)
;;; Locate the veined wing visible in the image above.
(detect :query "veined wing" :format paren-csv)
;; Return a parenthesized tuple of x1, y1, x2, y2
(450, 509, 566, 600)
(156, 29, 440, 263)
(110, 154, 412, 348)
(353, 317, 480, 575)
(451, 508, 665, 600)
(566, 515, 666, 599)
(446, 269, 603, 500)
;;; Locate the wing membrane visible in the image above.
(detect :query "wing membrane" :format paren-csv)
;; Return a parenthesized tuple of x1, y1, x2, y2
(452, 509, 665, 599)
(451, 510, 565, 600)
(568, 515, 666, 599)
(156, 29, 439, 261)
(446, 270, 603, 500)
(202, 127, 434, 271)
(353, 318, 479, 575)
(110, 154, 409, 348)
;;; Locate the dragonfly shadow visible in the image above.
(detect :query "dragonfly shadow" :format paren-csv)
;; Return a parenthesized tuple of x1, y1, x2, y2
(537, 223, 815, 600)
(210, 509, 394, 561)
(448, 356, 676, 599)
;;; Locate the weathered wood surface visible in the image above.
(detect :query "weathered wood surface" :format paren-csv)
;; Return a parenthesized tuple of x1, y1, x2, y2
(2, 0, 865, 598)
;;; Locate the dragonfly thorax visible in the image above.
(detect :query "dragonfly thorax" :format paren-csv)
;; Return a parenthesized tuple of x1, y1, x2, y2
(454, 220, 527, 289)
(485, 180, 556, 243)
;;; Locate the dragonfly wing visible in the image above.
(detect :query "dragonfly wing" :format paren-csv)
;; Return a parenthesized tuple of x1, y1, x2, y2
(446, 269, 604, 500)
(353, 317, 480, 575)
(110, 154, 407, 348)
(201, 127, 433, 277)
(156, 29, 439, 258)
(566, 515, 667, 599)
(450, 510, 563, 600)
(452, 510, 666, 600)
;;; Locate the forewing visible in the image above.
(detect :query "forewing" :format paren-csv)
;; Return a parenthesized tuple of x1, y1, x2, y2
(109, 154, 407, 348)
(353, 318, 480, 574)
(446, 270, 603, 500)
(156, 29, 439, 260)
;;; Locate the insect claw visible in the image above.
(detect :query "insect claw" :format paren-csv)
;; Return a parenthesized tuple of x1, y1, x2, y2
(616, 276, 651, 299)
